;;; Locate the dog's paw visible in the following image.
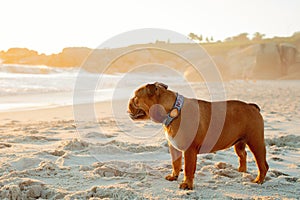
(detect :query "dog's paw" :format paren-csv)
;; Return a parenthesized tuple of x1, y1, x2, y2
(179, 182, 193, 190)
(165, 174, 178, 181)
(238, 166, 247, 172)
(252, 177, 264, 184)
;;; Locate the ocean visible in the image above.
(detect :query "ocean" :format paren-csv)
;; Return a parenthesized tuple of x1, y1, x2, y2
(0, 64, 192, 112)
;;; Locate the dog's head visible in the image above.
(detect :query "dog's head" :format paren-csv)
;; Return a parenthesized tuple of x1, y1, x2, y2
(128, 82, 169, 122)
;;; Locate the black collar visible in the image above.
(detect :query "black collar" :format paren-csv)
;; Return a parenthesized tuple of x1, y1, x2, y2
(163, 93, 184, 126)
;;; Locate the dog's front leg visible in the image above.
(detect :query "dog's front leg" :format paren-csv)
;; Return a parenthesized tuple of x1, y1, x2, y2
(179, 148, 197, 190)
(165, 144, 182, 181)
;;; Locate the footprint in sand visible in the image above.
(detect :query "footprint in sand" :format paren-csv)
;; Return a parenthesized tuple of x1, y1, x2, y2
(0, 143, 12, 149)
(48, 150, 66, 157)
(85, 131, 116, 139)
(269, 169, 289, 178)
(270, 156, 284, 162)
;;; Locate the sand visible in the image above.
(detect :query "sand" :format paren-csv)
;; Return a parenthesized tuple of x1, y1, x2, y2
(0, 80, 299, 199)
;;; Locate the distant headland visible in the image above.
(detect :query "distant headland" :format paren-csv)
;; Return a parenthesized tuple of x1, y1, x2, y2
(1, 32, 300, 80)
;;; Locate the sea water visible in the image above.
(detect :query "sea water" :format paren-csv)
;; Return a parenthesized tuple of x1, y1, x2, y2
(0, 64, 190, 112)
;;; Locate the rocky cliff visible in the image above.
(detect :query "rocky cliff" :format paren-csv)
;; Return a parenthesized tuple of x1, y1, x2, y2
(1, 41, 299, 80)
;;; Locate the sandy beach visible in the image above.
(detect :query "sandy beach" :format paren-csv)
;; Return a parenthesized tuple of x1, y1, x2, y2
(0, 80, 299, 199)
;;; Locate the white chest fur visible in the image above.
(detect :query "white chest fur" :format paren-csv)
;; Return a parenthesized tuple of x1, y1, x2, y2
(164, 129, 184, 151)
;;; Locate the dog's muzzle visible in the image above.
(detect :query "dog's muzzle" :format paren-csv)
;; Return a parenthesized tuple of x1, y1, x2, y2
(128, 98, 146, 120)
(129, 109, 146, 120)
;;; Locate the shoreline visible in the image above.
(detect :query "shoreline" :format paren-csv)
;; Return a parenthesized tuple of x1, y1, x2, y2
(0, 101, 114, 122)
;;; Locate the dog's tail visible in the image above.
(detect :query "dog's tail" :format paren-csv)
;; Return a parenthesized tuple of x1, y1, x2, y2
(249, 103, 261, 112)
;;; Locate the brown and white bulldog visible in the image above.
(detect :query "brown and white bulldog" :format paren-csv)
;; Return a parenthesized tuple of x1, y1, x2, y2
(128, 82, 269, 190)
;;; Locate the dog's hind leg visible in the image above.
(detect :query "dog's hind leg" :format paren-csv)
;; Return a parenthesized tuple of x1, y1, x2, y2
(234, 141, 247, 172)
(246, 132, 269, 184)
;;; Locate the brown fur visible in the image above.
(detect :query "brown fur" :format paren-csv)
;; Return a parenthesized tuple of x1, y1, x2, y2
(128, 83, 269, 190)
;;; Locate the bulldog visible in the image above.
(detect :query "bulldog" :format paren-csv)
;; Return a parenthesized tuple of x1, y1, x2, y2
(128, 82, 269, 190)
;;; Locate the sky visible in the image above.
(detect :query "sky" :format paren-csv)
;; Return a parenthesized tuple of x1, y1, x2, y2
(1, 0, 299, 54)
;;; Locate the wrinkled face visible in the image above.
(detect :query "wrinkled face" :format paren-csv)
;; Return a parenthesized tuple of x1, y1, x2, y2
(128, 82, 168, 121)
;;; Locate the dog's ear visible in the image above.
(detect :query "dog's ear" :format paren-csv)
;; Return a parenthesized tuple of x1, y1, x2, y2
(154, 82, 168, 89)
(146, 84, 157, 96)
